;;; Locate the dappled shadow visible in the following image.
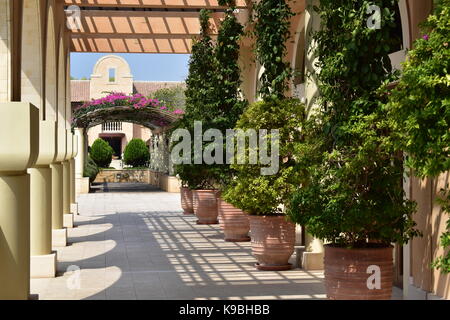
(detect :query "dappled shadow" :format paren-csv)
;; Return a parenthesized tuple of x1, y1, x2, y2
(32, 191, 326, 300)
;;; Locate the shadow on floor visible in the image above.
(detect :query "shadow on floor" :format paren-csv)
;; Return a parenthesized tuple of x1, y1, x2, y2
(90, 182, 163, 193)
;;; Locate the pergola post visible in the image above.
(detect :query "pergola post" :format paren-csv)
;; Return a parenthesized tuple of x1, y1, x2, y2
(75, 127, 89, 194)
(70, 134, 79, 214)
(63, 129, 74, 228)
(51, 128, 68, 247)
(0, 103, 39, 300)
(29, 121, 58, 278)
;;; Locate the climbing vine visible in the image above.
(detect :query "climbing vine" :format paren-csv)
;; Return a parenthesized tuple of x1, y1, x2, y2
(253, 0, 294, 100)
(287, 0, 420, 247)
(387, 0, 450, 272)
(172, 6, 247, 189)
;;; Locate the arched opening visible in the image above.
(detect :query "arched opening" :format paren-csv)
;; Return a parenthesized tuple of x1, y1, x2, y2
(21, 0, 43, 115)
(45, 2, 57, 121)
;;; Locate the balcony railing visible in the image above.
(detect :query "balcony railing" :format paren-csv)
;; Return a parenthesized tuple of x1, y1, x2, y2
(102, 121, 122, 132)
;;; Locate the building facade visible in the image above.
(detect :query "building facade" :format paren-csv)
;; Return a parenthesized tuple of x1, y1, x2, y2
(71, 55, 184, 164)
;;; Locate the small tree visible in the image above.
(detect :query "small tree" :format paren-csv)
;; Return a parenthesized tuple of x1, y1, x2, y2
(90, 138, 113, 168)
(123, 138, 150, 168)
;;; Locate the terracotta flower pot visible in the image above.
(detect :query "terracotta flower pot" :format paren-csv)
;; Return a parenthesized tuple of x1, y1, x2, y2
(249, 215, 295, 271)
(324, 244, 393, 300)
(192, 190, 219, 224)
(217, 197, 250, 242)
(180, 187, 194, 215)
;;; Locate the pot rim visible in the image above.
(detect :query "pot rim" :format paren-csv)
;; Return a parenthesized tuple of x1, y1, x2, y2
(324, 243, 394, 250)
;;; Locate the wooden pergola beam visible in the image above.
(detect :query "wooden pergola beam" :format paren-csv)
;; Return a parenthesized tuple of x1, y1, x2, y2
(65, 0, 250, 9)
(70, 10, 224, 36)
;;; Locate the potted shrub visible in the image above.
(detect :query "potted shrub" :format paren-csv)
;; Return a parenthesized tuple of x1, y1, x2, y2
(222, 0, 302, 269)
(223, 98, 307, 270)
(210, 0, 250, 241)
(172, 9, 220, 224)
(287, 1, 420, 299)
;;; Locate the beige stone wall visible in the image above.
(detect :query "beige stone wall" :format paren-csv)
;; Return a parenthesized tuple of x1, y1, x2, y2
(90, 55, 133, 98)
(94, 169, 150, 184)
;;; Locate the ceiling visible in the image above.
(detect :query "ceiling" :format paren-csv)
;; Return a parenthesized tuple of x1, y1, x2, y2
(65, 0, 251, 53)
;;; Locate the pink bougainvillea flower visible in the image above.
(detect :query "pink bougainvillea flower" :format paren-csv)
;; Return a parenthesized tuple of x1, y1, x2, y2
(422, 34, 429, 41)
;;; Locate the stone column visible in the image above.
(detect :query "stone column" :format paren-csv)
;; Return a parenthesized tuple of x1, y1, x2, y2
(75, 127, 89, 194)
(29, 121, 57, 278)
(52, 128, 67, 247)
(70, 133, 79, 214)
(0, 102, 39, 300)
(300, 0, 325, 271)
(62, 129, 73, 228)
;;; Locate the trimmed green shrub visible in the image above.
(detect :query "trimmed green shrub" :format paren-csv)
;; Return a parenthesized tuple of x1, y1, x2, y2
(223, 98, 307, 215)
(84, 155, 99, 183)
(90, 138, 113, 168)
(123, 138, 150, 167)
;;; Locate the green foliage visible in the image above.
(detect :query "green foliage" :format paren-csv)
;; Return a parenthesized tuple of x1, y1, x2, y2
(432, 189, 450, 273)
(151, 86, 186, 112)
(90, 138, 113, 168)
(387, 1, 450, 177)
(83, 155, 99, 183)
(253, 0, 294, 99)
(387, 0, 450, 271)
(223, 99, 307, 215)
(173, 6, 246, 190)
(287, 0, 420, 247)
(123, 138, 150, 168)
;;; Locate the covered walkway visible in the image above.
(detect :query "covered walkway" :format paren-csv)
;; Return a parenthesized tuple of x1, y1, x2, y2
(30, 191, 326, 300)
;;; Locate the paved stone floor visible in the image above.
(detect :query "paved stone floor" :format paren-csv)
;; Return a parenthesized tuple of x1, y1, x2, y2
(30, 190, 327, 300)
(30, 188, 404, 300)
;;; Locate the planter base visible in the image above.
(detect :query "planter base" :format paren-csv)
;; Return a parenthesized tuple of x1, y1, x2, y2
(255, 263, 292, 271)
(196, 219, 219, 225)
(183, 210, 194, 215)
(225, 236, 251, 242)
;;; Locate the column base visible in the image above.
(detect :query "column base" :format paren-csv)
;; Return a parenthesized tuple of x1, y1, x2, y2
(52, 228, 67, 247)
(302, 251, 324, 270)
(30, 252, 57, 278)
(64, 213, 74, 228)
(70, 202, 79, 215)
(76, 177, 90, 194)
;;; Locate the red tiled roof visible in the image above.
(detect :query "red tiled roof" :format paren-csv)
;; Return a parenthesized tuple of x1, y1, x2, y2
(133, 81, 185, 97)
(70, 80, 185, 102)
(71, 80, 90, 102)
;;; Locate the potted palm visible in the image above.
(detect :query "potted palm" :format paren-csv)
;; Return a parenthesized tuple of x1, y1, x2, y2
(287, 1, 420, 299)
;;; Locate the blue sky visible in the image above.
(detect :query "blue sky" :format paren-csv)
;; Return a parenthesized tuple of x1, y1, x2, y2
(70, 53, 190, 81)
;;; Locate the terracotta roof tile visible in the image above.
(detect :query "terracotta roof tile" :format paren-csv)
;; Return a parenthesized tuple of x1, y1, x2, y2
(133, 81, 185, 97)
(70, 80, 185, 102)
(71, 80, 90, 102)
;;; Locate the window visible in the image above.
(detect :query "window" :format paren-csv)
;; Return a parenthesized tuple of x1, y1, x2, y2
(108, 68, 116, 82)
